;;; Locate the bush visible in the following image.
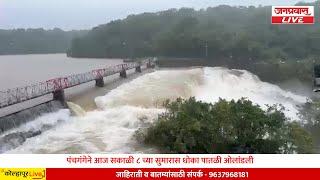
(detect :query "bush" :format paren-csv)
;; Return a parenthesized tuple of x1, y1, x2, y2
(138, 97, 313, 153)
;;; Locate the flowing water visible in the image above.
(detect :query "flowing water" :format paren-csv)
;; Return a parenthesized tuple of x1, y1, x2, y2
(0, 67, 307, 154)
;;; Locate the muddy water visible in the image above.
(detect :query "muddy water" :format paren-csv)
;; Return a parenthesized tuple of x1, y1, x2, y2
(0, 54, 124, 116)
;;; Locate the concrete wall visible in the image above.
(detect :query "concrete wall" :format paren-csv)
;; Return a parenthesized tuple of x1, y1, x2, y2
(0, 100, 66, 134)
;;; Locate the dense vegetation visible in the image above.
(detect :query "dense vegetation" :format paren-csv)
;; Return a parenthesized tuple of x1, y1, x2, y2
(299, 98, 320, 151)
(0, 28, 87, 55)
(137, 98, 314, 154)
(69, 1, 320, 62)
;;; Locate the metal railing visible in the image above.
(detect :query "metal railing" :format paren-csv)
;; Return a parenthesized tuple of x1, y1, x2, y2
(0, 61, 152, 108)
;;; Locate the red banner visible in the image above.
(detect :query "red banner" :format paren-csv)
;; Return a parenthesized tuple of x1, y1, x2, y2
(271, 16, 314, 24)
(271, 6, 314, 24)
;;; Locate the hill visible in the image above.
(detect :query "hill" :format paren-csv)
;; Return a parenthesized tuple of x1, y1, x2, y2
(69, 1, 320, 62)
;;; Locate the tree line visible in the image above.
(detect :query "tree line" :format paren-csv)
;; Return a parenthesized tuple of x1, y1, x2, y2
(69, 1, 320, 63)
(136, 97, 314, 154)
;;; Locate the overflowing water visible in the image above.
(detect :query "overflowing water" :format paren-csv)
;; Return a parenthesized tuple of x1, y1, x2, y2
(66, 102, 87, 117)
(0, 67, 307, 153)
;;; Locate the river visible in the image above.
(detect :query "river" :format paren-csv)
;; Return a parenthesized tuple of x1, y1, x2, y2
(0, 54, 124, 90)
(0, 54, 129, 116)
(0, 54, 308, 153)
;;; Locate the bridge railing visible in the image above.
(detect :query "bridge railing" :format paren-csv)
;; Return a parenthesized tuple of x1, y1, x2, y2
(0, 91, 7, 108)
(0, 61, 152, 109)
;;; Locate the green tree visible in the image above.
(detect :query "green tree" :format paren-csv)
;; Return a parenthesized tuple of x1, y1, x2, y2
(69, 1, 320, 61)
(138, 97, 314, 154)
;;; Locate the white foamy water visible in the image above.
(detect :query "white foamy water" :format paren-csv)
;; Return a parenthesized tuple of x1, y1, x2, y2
(95, 68, 203, 108)
(3, 67, 307, 153)
(196, 67, 306, 120)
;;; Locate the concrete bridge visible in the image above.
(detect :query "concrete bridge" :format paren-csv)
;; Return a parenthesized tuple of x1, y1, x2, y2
(0, 59, 155, 111)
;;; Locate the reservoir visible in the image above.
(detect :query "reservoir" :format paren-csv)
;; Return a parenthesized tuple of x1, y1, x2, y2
(0, 54, 123, 90)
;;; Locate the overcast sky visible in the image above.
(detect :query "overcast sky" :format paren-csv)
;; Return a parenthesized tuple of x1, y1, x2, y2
(0, 0, 314, 30)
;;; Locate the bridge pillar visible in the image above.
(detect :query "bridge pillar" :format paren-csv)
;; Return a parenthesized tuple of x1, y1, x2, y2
(120, 69, 127, 78)
(95, 78, 104, 87)
(135, 66, 142, 73)
(53, 90, 65, 102)
(147, 61, 151, 68)
(147, 60, 155, 69)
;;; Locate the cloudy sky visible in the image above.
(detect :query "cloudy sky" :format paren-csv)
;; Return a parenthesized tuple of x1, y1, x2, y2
(0, 0, 313, 30)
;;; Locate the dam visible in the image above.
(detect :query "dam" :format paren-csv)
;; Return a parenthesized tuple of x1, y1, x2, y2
(0, 58, 155, 133)
(0, 60, 155, 109)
